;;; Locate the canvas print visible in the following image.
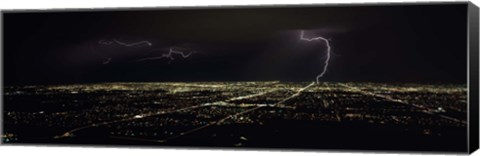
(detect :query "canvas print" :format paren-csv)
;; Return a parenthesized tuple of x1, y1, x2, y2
(2, 3, 476, 153)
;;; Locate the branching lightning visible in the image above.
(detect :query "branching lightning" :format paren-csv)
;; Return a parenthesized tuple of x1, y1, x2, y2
(299, 30, 332, 83)
(96, 39, 197, 64)
(136, 48, 196, 64)
(98, 39, 152, 47)
(102, 57, 112, 64)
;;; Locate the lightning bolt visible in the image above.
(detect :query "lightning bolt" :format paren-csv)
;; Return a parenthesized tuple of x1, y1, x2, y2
(299, 30, 332, 83)
(98, 39, 152, 47)
(136, 48, 195, 64)
(102, 57, 112, 64)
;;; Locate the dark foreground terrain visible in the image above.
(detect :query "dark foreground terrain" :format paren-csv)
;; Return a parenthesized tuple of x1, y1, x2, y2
(2, 82, 467, 152)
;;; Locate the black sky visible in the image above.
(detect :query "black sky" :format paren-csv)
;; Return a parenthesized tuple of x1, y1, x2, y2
(3, 4, 468, 85)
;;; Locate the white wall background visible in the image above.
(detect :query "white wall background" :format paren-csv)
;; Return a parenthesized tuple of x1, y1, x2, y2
(0, 0, 478, 156)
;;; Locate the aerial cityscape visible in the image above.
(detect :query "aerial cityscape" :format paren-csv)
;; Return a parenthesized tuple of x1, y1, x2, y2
(3, 82, 467, 151)
(2, 4, 469, 152)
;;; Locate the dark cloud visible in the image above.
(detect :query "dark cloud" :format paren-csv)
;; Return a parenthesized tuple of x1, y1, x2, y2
(4, 4, 468, 85)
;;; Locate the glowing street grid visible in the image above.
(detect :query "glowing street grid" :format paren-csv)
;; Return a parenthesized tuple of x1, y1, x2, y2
(3, 82, 467, 151)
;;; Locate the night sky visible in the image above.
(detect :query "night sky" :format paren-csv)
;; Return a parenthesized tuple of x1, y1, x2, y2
(3, 4, 468, 85)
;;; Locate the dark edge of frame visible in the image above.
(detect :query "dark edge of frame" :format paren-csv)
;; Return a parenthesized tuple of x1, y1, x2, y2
(0, 1, 474, 155)
(468, 1, 480, 154)
(0, 1, 471, 14)
(1, 8, 4, 146)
